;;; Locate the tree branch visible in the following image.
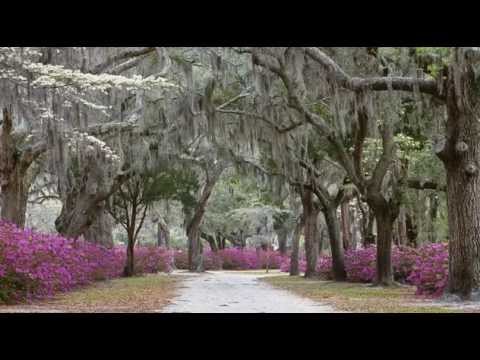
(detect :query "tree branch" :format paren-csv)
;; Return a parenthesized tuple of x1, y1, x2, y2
(91, 47, 156, 74)
(303, 47, 441, 98)
(407, 178, 445, 191)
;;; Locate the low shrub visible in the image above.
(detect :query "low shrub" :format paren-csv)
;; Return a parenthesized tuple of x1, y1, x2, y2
(173, 247, 287, 271)
(279, 243, 449, 297)
(407, 243, 448, 297)
(279, 255, 332, 278)
(0, 222, 173, 304)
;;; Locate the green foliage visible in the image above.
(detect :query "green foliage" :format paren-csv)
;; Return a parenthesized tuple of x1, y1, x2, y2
(203, 173, 259, 234)
(0, 272, 35, 305)
(361, 134, 443, 180)
(202, 171, 293, 237)
(310, 101, 331, 119)
(212, 85, 243, 107)
(144, 168, 199, 208)
(415, 47, 451, 78)
(415, 47, 451, 61)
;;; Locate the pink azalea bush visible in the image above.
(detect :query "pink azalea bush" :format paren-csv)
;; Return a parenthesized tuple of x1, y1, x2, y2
(256, 250, 284, 270)
(317, 256, 334, 279)
(173, 248, 286, 270)
(392, 246, 419, 283)
(171, 249, 223, 270)
(407, 243, 448, 297)
(128, 246, 174, 274)
(202, 250, 223, 270)
(344, 247, 377, 282)
(0, 222, 173, 304)
(279, 255, 332, 279)
(1, 219, 450, 302)
(279, 243, 449, 297)
(219, 248, 260, 270)
(172, 250, 189, 269)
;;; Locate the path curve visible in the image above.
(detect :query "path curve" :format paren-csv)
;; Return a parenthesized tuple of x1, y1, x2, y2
(161, 271, 338, 313)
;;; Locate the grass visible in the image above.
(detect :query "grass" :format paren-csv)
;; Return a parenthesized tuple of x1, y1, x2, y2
(261, 275, 464, 313)
(0, 273, 180, 313)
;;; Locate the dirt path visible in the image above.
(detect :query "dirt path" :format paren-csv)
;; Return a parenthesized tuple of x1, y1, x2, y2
(161, 270, 338, 313)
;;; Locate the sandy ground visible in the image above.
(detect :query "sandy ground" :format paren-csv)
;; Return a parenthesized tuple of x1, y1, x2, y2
(161, 270, 338, 313)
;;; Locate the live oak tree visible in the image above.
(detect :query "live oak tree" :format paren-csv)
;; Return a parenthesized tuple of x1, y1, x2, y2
(0, 47, 174, 232)
(236, 47, 407, 285)
(233, 46, 480, 297)
(0, 107, 45, 227)
(180, 143, 228, 272)
(54, 130, 126, 244)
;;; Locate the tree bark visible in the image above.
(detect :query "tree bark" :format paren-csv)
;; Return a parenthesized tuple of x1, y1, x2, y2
(187, 172, 221, 272)
(351, 206, 359, 250)
(1, 170, 29, 228)
(368, 200, 396, 286)
(405, 212, 418, 247)
(0, 107, 44, 228)
(341, 201, 352, 251)
(277, 228, 288, 255)
(124, 230, 135, 277)
(215, 231, 226, 250)
(55, 190, 105, 239)
(186, 208, 203, 272)
(202, 232, 219, 252)
(444, 163, 480, 298)
(239, 229, 246, 248)
(427, 193, 438, 243)
(323, 205, 347, 281)
(290, 213, 305, 276)
(302, 189, 320, 278)
(397, 207, 408, 246)
(83, 210, 114, 248)
(56, 169, 128, 240)
(362, 209, 376, 247)
(157, 217, 170, 249)
(317, 227, 325, 256)
(436, 55, 480, 299)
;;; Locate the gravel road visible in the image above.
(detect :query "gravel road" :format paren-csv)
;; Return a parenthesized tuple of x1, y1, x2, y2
(161, 271, 337, 313)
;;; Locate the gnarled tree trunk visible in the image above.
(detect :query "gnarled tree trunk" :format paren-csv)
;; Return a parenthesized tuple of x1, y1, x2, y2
(367, 197, 397, 286)
(302, 189, 320, 278)
(290, 213, 305, 276)
(157, 217, 170, 249)
(436, 54, 480, 299)
(397, 206, 408, 246)
(83, 210, 114, 248)
(55, 190, 105, 239)
(341, 201, 352, 251)
(202, 232, 219, 252)
(187, 172, 221, 272)
(364, 209, 376, 246)
(322, 205, 347, 281)
(427, 193, 438, 243)
(56, 167, 128, 241)
(124, 229, 135, 277)
(317, 227, 325, 256)
(276, 227, 288, 255)
(405, 212, 418, 247)
(0, 107, 45, 228)
(1, 170, 29, 228)
(215, 231, 226, 250)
